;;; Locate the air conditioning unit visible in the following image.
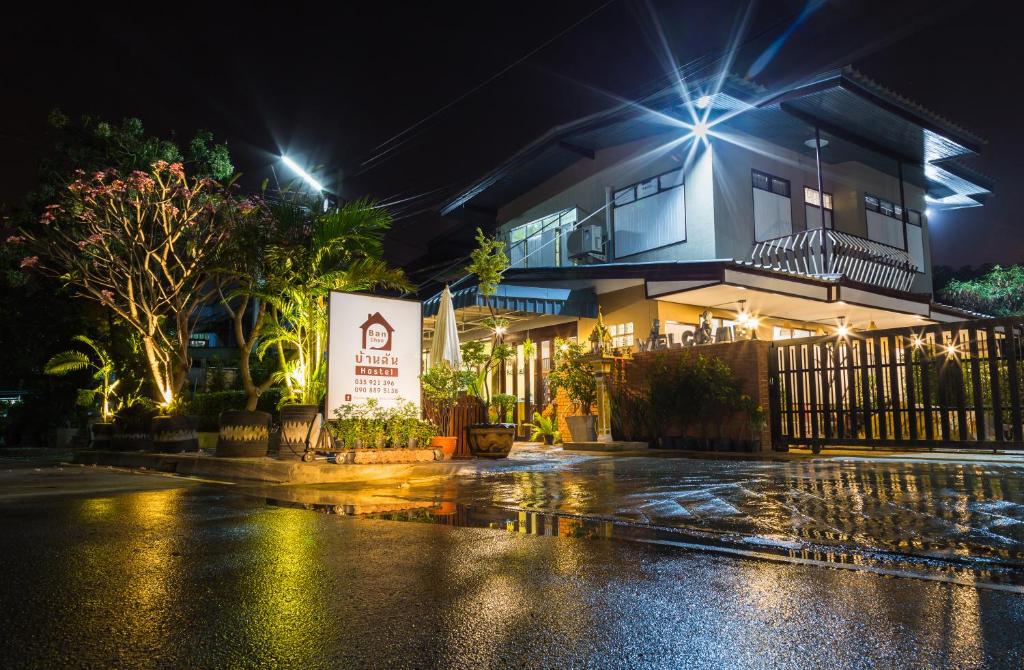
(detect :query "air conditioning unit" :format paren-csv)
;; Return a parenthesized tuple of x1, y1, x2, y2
(568, 224, 605, 261)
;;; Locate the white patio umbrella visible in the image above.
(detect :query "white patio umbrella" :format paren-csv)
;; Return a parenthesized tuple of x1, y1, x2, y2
(429, 284, 462, 368)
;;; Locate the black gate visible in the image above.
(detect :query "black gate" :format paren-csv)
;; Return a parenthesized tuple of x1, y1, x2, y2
(769, 317, 1024, 451)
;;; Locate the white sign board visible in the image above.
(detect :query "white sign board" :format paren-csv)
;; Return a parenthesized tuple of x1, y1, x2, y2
(326, 292, 422, 418)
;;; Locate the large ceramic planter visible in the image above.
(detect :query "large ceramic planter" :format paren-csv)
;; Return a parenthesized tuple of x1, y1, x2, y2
(90, 422, 114, 450)
(150, 415, 199, 453)
(429, 435, 458, 460)
(466, 423, 515, 458)
(111, 430, 153, 452)
(564, 415, 597, 442)
(215, 410, 271, 458)
(278, 404, 322, 460)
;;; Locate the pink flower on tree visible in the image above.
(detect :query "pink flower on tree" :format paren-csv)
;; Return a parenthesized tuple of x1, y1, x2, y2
(5, 235, 25, 245)
(19, 256, 39, 269)
(169, 162, 185, 179)
(100, 289, 115, 302)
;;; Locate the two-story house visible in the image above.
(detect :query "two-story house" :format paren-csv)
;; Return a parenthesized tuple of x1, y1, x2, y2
(425, 66, 992, 416)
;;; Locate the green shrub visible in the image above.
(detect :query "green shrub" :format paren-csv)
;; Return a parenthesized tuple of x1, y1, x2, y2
(328, 399, 435, 449)
(114, 398, 158, 433)
(185, 391, 246, 431)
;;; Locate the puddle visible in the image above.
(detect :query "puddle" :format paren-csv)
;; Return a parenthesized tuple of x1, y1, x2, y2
(261, 494, 1024, 592)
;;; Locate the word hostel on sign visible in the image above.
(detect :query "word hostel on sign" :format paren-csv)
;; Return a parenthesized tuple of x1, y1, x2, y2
(326, 292, 422, 418)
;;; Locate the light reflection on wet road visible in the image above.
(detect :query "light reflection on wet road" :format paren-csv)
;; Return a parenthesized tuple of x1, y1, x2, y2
(0, 484, 1022, 669)
(287, 449, 1024, 569)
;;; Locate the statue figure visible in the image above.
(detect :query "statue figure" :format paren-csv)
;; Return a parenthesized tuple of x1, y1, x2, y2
(697, 308, 713, 345)
(648, 318, 661, 351)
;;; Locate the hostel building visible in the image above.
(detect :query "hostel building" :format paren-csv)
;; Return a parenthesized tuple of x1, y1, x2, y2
(424, 67, 992, 424)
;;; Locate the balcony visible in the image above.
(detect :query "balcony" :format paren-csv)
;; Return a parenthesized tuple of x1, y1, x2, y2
(750, 229, 918, 292)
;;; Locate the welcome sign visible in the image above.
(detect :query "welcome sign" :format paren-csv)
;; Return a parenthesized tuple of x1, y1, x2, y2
(326, 292, 422, 418)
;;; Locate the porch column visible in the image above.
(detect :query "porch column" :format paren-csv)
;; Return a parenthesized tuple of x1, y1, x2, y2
(814, 127, 829, 272)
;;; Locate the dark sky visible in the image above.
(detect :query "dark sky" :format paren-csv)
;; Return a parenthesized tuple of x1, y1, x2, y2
(2, 1, 1020, 270)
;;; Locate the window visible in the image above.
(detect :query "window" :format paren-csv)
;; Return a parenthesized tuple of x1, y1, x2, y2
(865, 193, 903, 248)
(804, 186, 834, 229)
(608, 322, 634, 349)
(506, 208, 579, 268)
(804, 187, 833, 210)
(773, 326, 815, 340)
(612, 167, 685, 258)
(752, 169, 793, 241)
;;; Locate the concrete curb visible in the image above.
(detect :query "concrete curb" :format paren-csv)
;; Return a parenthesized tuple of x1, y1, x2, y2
(72, 451, 469, 485)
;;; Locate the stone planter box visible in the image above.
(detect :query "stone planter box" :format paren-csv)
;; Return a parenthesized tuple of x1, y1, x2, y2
(335, 448, 443, 464)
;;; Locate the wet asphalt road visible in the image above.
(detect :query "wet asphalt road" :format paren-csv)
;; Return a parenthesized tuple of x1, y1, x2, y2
(1, 482, 1023, 669)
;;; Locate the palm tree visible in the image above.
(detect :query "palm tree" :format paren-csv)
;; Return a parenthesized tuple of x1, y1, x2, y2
(257, 199, 412, 406)
(44, 335, 122, 421)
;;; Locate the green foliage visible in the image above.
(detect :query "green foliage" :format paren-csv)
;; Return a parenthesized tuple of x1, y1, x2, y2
(328, 399, 434, 449)
(523, 411, 561, 444)
(548, 338, 597, 415)
(183, 388, 282, 431)
(940, 264, 1024, 317)
(256, 199, 411, 406)
(113, 398, 158, 433)
(465, 228, 508, 298)
(490, 393, 517, 423)
(420, 362, 473, 435)
(43, 335, 134, 421)
(615, 353, 759, 442)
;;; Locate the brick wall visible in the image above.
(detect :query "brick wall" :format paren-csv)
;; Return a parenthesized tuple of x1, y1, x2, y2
(623, 340, 772, 449)
(552, 386, 597, 441)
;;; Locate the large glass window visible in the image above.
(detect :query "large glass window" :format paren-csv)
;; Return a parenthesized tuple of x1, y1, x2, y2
(612, 167, 686, 258)
(506, 208, 579, 268)
(864, 193, 905, 250)
(752, 169, 792, 241)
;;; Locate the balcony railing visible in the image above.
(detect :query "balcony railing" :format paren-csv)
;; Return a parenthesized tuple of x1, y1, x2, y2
(751, 229, 918, 292)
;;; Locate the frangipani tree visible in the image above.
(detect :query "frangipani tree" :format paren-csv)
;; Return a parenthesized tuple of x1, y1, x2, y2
(257, 199, 412, 406)
(20, 161, 230, 406)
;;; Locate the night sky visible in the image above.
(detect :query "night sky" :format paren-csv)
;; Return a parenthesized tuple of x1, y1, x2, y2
(2, 1, 1020, 271)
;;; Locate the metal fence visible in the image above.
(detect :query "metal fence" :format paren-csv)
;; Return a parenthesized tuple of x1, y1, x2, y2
(769, 317, 1024, 451)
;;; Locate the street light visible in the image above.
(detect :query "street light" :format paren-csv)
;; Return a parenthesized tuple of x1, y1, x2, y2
(281, 155, 324, 192)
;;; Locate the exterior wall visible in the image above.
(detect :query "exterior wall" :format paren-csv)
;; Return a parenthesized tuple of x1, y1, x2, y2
(711, 136, 933, 294)
(497, 133, 716, 266)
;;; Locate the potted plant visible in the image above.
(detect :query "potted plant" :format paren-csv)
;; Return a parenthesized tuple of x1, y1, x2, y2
(420, 362, 471, 459)
(43, 335, 130, 449)
(462, 229, 517, 458)
(523, 410, 560, 445)
(548, 338, 598, 442)
(111, 399, 158, 451)
(151, 402, 199, 453)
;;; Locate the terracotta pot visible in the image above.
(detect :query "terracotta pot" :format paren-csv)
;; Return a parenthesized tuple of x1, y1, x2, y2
(150, 415, 199, 453)
(216, 410, 271, 458)
(278, 404, 322, 460)
(466, 423, 515, 459)
(430, 435, 458, 460)
(565, 415, 597, 442)
(90, 422, 113, 450)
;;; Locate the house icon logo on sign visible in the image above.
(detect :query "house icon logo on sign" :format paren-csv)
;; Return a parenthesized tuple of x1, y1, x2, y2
(359, 312, 395, 351)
